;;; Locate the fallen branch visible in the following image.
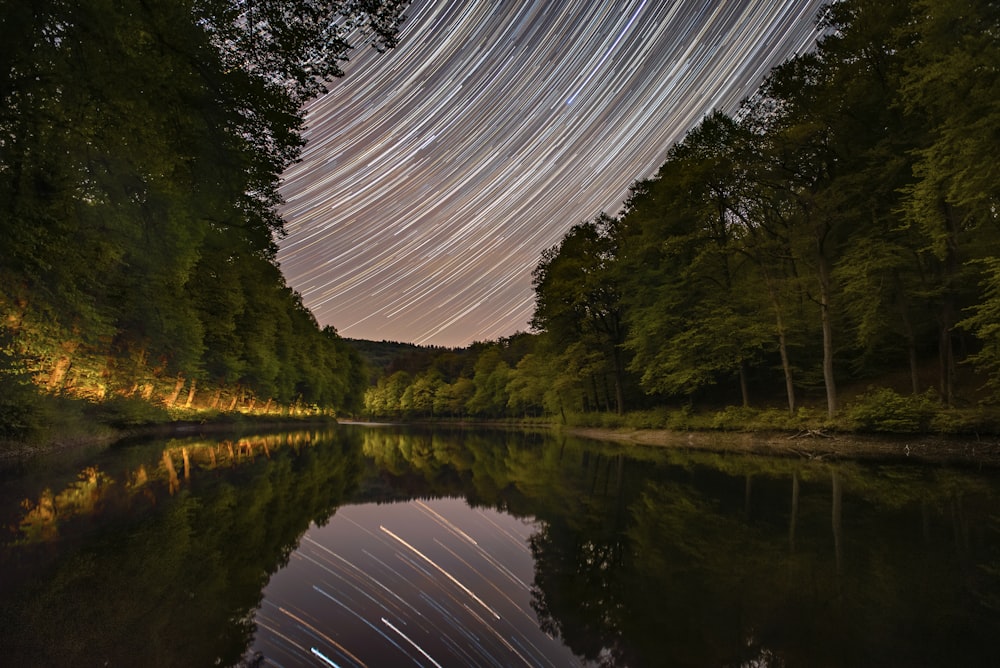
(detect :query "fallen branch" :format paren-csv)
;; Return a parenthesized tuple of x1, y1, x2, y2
(788, 429, 834, 440)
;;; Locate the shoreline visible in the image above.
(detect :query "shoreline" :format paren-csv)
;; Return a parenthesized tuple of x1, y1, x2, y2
(563, 426, 1000, 467)
(0, 415, 340, 464)
(5, 417, 1000, 468)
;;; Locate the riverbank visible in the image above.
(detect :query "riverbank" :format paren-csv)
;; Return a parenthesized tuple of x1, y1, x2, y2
(565, 426, 1000, 467)
(6, 410, 1000, 469)
(0, 414, 340, 463)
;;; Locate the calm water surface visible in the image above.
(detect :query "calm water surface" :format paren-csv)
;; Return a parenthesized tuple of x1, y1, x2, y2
(1, 424, 999, 667)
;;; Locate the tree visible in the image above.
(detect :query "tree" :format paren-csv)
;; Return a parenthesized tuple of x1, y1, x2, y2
(466, 346, 511, 418)
(959, 259, 1000, 401)
(0, 0, 408, 417)
(622, 113, 773, 407)
(899, 0, 1000, 403)
(532, 215, 631, 414)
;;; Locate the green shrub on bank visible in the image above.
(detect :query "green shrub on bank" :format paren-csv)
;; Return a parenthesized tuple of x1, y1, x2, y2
(0, 375, 43, 439)
(0, 329, 42, 439)
(85, 396, 172, 428)
(711, 406, 759, 430)
(845, 388, 937, 433)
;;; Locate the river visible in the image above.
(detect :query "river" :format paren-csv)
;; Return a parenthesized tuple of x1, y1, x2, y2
(1, 424, 998, 667)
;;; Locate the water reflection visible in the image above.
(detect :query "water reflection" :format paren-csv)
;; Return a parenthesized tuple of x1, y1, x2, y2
(0, 425, 998, 667)
(250, 498, 587, 667)
(0, 429, 365, 667)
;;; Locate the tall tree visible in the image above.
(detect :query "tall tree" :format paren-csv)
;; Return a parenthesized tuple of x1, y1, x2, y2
(532, 215, 631, 414)
(622, 113, 772, 407)
(899, 0, 1000, 403)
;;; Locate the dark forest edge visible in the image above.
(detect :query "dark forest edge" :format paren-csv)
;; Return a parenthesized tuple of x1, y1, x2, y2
(0, 0, 410, 445)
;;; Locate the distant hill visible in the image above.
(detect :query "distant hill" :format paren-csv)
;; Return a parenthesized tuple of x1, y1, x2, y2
(345, 339, 461, 382)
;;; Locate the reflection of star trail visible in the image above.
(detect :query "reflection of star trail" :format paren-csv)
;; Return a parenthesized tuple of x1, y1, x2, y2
(380, 524, 501, 620)
(247, 498, 587, 667)
(277, 0, 829, 346)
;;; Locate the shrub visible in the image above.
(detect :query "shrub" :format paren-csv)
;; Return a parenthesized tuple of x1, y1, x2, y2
(86, 395, 172, 428)
(845, 387, 937, 433)
(665, 405, 697, 430)
(710, 406, 760, 430)
(0, 332, 43, 440)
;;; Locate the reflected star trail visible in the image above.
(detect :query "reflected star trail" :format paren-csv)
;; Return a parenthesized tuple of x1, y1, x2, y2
(277, 0, 829, 346)
(248, 498, 590, 667)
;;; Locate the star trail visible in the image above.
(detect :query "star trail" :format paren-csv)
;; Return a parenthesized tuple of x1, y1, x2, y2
(277, 0, 829, 347)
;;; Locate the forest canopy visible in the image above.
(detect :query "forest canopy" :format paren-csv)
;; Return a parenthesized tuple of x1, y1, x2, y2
(0, 0, 408, 435)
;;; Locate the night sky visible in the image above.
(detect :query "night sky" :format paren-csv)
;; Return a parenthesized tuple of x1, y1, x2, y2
(277, 0, 829, 348)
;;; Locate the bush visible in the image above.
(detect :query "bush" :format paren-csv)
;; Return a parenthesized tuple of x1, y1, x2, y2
(86, 395, 172, 428)
(0, 332, 43, 439)
(665, 405, 698, 430)
(623, 409, 671, 429)
(929, 407, 1000, 435)
(845, 387, 937, 433)
(710, 406, 759, 430)
(0, 372, 43, 439)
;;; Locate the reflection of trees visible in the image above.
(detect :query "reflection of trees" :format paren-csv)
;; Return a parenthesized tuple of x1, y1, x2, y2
(0, 429, 364, 667)
(354, 425, 1000, 667)
(17, 426, 993, 667)
(531, 457, 1000, 667)
(11, 430, 335, 544)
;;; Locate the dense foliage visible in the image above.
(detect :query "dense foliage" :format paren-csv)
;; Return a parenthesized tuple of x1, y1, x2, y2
(363, 0, 1000, 428)
(0, 0, 408, 435)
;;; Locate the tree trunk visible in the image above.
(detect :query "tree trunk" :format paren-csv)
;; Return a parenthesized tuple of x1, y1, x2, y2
(590, 375, 601, 412)
(184, 378, 197, 408)
(939, 314, 955, 405)
(937, 202, 960, 405)
(895, 281, 921, 395)
(767, 281, 796, 415)
(165, 376, 185, 408)
(738, 362, 750, 408)
(818, 256, 838, 418)
(47, 355, 72, 391)
(611, 346, 626, 415)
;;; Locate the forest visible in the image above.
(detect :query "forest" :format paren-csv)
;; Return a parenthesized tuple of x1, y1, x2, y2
(3, 0, 998, 441)
(0, 0, 408, 438)
(362, 0, 1000, 432)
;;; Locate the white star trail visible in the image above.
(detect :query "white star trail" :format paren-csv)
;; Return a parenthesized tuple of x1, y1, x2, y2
(277, 0, 828, 346)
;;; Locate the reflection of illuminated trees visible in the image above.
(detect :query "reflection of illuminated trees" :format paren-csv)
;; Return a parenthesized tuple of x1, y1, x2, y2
(2, 429, 365, 667)
(12, 430, 336, 544)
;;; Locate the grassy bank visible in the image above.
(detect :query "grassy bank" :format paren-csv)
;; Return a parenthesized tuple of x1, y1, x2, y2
(0, 390, 339, 461)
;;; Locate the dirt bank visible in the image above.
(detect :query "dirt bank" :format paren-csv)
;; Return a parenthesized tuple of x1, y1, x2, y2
(0, 416, 339, 464)
(566, 427, 1000, 468)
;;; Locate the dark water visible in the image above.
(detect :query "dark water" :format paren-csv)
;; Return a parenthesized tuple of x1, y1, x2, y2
(1, 425, 999, 667)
